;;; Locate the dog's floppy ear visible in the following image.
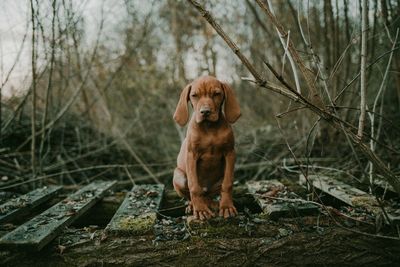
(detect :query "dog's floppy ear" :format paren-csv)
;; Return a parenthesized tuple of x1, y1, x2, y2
(173, 84, 191, 126)
(222, 82, 241, 123)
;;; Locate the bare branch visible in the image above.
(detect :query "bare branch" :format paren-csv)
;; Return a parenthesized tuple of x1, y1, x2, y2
(30, 0, 37, 182)
(357, 0, 368, 139)
(255, 0, 324, 108)
(186, 0, 400, 195)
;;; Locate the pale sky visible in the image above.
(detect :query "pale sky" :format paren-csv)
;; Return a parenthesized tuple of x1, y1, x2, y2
(0, 0, 120, 98)
(0, 1, 29, 97)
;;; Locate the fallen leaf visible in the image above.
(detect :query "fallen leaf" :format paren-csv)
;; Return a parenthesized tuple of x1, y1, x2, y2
(146, 191, 158, 197)
(58, 245, 66, 254)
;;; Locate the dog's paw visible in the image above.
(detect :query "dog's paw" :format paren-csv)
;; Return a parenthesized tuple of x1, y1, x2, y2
(219, 199, 238, 219)
(192, 198, 215, 220)
(185, 201, 193, 214)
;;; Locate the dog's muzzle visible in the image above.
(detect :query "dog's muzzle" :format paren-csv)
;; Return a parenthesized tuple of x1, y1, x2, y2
(200, 107, 211, 117)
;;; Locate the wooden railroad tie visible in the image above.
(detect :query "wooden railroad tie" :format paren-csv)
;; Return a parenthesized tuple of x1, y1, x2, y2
(0, 180, 116, 251)
(0, 185, 62, 224)
(105, 184, 164, 236)
(299, 174, 400, 224)
(247, 180, 319, 219)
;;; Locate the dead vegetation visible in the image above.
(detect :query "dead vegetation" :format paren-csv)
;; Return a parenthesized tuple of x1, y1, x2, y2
(1, 0, 400, 190)
(1, 0, 400, 264)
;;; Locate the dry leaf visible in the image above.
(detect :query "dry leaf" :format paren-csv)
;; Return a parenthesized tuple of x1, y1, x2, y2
(58, 245, 66, 254)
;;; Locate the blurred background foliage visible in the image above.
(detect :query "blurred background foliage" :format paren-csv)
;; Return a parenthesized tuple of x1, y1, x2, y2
(0, 0, 399, 191)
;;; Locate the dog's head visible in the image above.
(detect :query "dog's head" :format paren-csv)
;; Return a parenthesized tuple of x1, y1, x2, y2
(173, 76, 241, 126)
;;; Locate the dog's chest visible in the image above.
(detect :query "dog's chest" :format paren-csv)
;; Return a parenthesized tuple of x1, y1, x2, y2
(190, 129, 233, 155)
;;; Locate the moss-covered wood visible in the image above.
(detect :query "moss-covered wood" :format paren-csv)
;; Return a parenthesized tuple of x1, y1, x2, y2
(374, 179, 396, 194)
(299, 174, 372, 206)
(0, 185, 62, 224)
(0, 181, 399, 266)
(300, 174, 400, 224)
(0, 180, 116, 251)
(105, 184, 164, 235)
(247, 180, 318, 219)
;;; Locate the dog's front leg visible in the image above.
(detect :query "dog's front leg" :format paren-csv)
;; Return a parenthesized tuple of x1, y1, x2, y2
(219, 150, 238, 218)
(187, 151, 215, 220)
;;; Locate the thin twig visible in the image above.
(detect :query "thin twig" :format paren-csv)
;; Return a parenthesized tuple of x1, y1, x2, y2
(249, 193, 373, 226)
(30, 0, 37, 185)
(16, 14, 104, 151)
(255, 0, 323, 107)
(115, 129, 161, 184)
(0, 165, 172, 190)
(368, 28, 399, 185)
(39, 0, 57, 177)
(357, 0, 368, 139)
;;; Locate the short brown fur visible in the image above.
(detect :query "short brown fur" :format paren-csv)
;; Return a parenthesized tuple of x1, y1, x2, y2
(173, 75, 240, 220)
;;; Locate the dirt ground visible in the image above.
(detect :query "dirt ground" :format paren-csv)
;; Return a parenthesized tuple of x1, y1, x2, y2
(1, 215, 399, 267)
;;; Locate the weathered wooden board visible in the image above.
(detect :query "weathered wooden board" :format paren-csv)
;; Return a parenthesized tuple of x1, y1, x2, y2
(387, 211, 400, 224)
(247, 180, 318, 219)
(0, 185, 62, 224)
(105, 184, 164, 235)
(299, 174, 400, 224)
(0, 180, 116, 250)
(373, 179, 396, 194)
(299, 174, 368, 206)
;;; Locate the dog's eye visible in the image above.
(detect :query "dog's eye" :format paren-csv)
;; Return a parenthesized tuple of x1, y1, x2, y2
(214, 92, 222, 96)
(191, 93, 198, 98)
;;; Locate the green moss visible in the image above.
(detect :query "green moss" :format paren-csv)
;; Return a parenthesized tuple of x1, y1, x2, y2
(257, 212, 270, 219)
(187, 216, 249, 238)
(186, 214, 280, 238)
(351, 196, 380, 214)
(115, 213, 156, 235)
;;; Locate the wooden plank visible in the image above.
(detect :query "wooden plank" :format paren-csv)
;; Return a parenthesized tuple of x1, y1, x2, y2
(247, 180, 318, 219)
(387, 212, 400, 224)
(373, 179, 396, 194)
(299, 174, 400, 224)
(106, 184, 164, 235)
(0, 185, 62, 224)
(0, 180, 116, 250)
(299, 174, 367, 206)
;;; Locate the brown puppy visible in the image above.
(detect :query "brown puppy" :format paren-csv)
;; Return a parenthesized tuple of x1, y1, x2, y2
(173, 75, 241, 220)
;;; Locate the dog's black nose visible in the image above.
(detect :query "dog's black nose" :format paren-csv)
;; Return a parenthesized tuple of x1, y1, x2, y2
(200, 108, 211, 117)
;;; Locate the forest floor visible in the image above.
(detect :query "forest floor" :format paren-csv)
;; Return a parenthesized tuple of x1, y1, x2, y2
(1, 180, 399, 267)
(2, 225, 399, 267)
